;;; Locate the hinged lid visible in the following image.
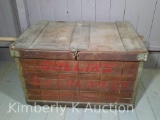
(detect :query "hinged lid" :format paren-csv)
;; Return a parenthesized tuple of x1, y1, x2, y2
(10, 21, 148, 61)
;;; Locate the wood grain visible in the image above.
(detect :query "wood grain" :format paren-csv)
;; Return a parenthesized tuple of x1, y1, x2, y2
(11, 20, 49, 48)
(89, 22, 125, 51)
(30, 21, 74, 50)
(116, 21, 147, 52)
(70, 22, 90, 50)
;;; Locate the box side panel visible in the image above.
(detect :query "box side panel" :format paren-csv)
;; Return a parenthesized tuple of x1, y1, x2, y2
(18, 58, 141, 107)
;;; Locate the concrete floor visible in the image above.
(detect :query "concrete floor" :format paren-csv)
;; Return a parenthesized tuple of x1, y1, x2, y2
(0, 61, 160, 120)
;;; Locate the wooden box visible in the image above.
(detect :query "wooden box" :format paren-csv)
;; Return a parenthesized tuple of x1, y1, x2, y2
(10, 21, 148, 108)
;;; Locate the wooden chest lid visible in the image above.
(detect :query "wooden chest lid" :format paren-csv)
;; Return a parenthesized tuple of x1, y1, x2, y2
(10, 21, 148, 61)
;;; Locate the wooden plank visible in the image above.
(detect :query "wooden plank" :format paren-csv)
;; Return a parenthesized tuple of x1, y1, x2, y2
(15, 0, 30, 32)
(30, 21, 75, 50)
(137, 0, 157, 43)
(149, 0, 160, 49)
(82, 0, 96, 21)
(53, 0, 68, 21)
(68, 0, 81, 21)
(124, 0, 140, 28)
(110, 0, 125, 22)
(95, 0, 110, 22)
(18, 50, 75, 60)
(39, 0, 55, 21)
(89, 22, 125, 51)
(0, 6, 8, 36)
(77, 51, 142, 61)
(11, 20, 49, 48)
(26, 0, 42, 25)
(116, 21, 147, 52)
(0, 0, 19, 37)
(70, 22, 90, 50)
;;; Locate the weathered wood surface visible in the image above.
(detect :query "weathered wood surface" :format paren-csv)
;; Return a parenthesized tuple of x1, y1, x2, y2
(18, 58, 140, 104)
(10, 21, 148, 61)
(30, 22, 75, 50)
(89, 22, 125, 51)
(11, 21, 49, 48)
(116, 21, 147, 52)
(70, 22, 90, 50)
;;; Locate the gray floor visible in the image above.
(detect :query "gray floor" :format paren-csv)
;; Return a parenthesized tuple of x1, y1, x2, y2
(0, 61, 160, 120)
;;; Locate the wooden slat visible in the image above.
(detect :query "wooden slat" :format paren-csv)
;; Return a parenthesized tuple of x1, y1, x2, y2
(116, 21, 147, 52)
(89, 22, 125, 51)
(18, 50, 75, 60)
(30, 21, 75, 50)
(11, 20, 49, 48)
(70, 22, 91, 50)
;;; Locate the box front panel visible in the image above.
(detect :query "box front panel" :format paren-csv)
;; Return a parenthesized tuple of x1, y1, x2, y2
(18, 59, 140, 105)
